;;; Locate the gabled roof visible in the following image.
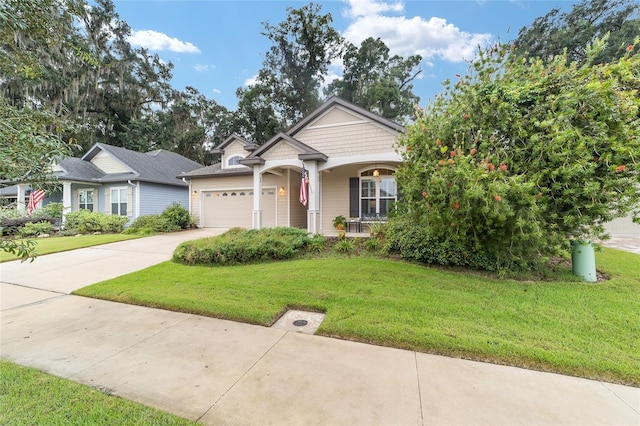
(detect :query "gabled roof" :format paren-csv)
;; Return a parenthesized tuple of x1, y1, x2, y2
(57, 143, 203, 187)
(286, 96, 406, 136)
(210, 134, 258, 155)
(180, 162, 253, 179)
(243, 133, 328, 164)
(55, 157, 106, 181)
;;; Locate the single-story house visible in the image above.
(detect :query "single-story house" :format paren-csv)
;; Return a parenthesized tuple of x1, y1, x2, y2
(11, 143, 203, 225)
(181, 97, 405, 235)
(181, 96, 640, 237)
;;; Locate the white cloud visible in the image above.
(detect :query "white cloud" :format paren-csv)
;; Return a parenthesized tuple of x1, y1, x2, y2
(194, 64, 215, 72)
(243, 74, 259, 87)
(212, 88, 221, 94)
(342, 0, 493, 63)
(343, 0, 404, 18)
(128, 30, 200, 53)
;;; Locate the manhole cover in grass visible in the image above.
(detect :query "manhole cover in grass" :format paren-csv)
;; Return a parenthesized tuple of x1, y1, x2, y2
(271, 310, 326, 334)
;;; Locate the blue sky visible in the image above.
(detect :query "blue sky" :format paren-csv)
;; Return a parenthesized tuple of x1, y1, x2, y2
(113, 0, 579, 110)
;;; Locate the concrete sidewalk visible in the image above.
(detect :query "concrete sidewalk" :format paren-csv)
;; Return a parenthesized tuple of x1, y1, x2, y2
(3, 295, 639, 425)
(1, 230, 639, 425)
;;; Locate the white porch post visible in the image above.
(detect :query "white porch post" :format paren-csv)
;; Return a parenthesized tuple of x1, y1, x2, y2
(16, 184, 27, 214)
(306, 161, 320, 234)
(252, 166, 263, 229)
(62, 181, 72, 224)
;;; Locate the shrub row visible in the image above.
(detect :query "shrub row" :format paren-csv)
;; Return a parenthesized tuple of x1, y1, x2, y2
(19, 221, 54, 237)
(384, 217, 505, 272)
(1, 216, 56, 236)
(173, 227, 324, 266)
(125, 202, 194, 235)
(64, 210, 128, 234)
(124, 215, 180, 235)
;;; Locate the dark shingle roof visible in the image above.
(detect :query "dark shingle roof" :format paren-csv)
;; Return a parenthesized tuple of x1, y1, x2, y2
(57, 143, 203, 187)
(180, 163, 253, 179)
(55, 157, 108, 182)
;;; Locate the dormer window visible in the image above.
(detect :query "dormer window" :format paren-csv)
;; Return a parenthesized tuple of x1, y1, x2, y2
(227, 155, 243, 167)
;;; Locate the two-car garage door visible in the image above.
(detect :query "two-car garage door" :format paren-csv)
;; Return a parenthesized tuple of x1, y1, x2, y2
(202, 189, 276, 228)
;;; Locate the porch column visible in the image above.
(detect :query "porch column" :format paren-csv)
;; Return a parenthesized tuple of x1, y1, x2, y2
(306, 161, 320, 234)
(252, 166, 262, 229)
(16, 184, 27, 213)
(62, 181, 72, 224)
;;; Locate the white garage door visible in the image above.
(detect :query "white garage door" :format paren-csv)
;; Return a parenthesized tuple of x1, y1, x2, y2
(202, 189, 276, 228)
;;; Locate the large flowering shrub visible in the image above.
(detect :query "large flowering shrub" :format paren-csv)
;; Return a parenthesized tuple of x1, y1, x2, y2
(393, 39, 640, 272)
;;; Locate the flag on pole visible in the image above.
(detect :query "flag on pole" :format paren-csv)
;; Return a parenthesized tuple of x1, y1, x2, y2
(27, 190, 45, 216)
(299, 165, 308, 206)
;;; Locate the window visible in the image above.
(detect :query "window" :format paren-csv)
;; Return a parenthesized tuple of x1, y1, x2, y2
(360, 169, 396, 218)
(78, 189, 94, 211)
(227, 155, 243, 166)
(110, 188, 127, 216)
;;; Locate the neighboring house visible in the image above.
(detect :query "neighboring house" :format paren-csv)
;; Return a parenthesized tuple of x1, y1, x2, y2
(12, 143, 203, 225)
(181, 97, 406, 235)
(0, 185, 20, 207)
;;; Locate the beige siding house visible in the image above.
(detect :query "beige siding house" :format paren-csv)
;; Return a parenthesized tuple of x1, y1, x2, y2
(181, 97, 405, 235)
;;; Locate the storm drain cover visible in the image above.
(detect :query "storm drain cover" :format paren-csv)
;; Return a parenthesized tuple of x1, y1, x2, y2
(271, 310, 325, 335)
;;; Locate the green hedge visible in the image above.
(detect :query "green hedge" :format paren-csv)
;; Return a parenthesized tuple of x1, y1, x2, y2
(173, 227, 323, 266)
(124, 214, 180, 235)
(64, 210, 128, 234)
(19, 221, 53, 237)
(385, 217, 498, 271)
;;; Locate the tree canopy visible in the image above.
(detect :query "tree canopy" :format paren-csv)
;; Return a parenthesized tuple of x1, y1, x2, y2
(254, 2, 343, 128)
(0, 0, 78, 185)
(2, 0, 426, 164)
(325, 37, 422, 123)
(514, 0, 639, 64)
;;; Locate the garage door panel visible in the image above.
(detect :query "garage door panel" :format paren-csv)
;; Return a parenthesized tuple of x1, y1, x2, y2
(203, 190, 276, 228)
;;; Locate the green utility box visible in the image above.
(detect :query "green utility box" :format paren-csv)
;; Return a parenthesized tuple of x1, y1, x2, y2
(571, 240, 597, 283)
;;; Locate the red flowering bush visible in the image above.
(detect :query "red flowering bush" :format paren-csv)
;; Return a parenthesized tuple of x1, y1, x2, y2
(392, 38, 640, 272)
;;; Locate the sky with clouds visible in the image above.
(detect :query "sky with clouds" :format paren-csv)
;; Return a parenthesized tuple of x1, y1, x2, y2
(114, 0, 579, 110)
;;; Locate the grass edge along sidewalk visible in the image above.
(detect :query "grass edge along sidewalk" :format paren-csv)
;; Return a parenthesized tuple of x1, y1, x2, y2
(74, 246, 640, 387)
(0, 360, 196, 425)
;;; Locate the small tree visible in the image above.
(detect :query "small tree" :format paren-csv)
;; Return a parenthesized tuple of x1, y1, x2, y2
(394, 38, 640, 272)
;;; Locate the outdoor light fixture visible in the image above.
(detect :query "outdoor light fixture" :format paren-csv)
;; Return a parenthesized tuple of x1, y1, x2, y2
(279, 186, 286, 195)
(192, 190, 198, 197)
(373, 169, 380, 177)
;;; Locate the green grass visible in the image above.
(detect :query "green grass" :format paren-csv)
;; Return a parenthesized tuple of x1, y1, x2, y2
(0, 234, 141, 262)
(0, 360, 196, 425)
(74, 247, 640, 387)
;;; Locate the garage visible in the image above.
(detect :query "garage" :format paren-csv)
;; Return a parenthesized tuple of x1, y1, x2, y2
(202, 188, 276, 228)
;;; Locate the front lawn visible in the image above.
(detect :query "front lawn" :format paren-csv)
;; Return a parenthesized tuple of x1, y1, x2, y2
(74, 247, 640, 387)
(0, 234, 141, 262)
(0, 360, 195, 425)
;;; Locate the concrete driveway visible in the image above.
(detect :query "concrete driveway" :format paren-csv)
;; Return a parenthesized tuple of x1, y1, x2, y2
(1, 229, 639, 425)
(1, 228, 223, 309)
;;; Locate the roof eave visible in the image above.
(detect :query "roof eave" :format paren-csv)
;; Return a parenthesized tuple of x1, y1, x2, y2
(239, 157, 265, 166)
(299, 153, 328, 162)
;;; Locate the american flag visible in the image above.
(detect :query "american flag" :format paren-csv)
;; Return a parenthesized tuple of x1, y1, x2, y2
(300, 165, 308, 206)
(27, 190, 45, 216)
